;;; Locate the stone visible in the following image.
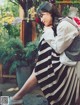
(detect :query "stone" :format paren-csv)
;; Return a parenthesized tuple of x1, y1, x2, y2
(23, 94, 48, 105)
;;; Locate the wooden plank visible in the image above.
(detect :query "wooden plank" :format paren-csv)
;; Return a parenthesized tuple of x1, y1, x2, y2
(2, 74, 16, 78)
(32, 21, 37, 41)
(0, 64, 2, 77)
(0, 64, 16, 79)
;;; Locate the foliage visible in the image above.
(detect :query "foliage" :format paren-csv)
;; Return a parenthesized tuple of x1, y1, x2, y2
(7, 1, 19, 17)
(8, 0, 49, 20)
(0, 24, 9, 44)
(72, 4, 80, 17)
(4, 23, 20, 38)
(27, 6, 36, 22)
(71, 0, 80, 17)
(0, 38, 39, 74)
(62, 4, 80, 17)
(8, 0, 32, 17)
(0, 0, 20, 39)
(0, 0, 19, 17)
(62, 6, 70, 16)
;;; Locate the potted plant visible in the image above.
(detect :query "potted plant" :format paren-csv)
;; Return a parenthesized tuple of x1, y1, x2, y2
(0, 37, 39, 88)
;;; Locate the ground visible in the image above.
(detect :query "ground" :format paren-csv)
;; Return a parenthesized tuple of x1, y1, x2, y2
(0, 78, 48, 105)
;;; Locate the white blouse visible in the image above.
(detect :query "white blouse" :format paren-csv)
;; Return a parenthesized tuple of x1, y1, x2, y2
(41, 18, 79, 66)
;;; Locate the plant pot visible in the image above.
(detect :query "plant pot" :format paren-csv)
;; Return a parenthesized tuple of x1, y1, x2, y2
(16, 66, 32, 89)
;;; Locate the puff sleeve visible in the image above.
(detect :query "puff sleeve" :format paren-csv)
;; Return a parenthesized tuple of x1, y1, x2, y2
(50, 21, 79, 53)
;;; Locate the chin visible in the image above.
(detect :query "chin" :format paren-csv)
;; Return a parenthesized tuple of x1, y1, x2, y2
(45, 24, 50, 26)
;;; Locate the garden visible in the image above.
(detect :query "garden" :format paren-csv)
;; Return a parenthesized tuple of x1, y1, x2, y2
(0, 0, 80, 104)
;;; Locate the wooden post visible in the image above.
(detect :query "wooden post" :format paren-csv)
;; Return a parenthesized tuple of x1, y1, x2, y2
(19, 6, 37, 45)
(0, 64, 2, 78)
(32, 21, 37, 41)
(20, 20, 25, 45)
(19, 6, 25, 45)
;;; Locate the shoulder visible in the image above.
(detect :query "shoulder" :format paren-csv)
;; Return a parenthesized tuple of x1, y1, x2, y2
(57, 20, 70, 30)
(57, 18, 77, 32)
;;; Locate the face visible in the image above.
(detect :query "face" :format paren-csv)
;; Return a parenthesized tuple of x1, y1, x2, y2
(39, 12, 53, 27)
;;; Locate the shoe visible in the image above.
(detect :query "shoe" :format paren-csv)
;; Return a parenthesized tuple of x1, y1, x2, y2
(8, 97, 23, 105)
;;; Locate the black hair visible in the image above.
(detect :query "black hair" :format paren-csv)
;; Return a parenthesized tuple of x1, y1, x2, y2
(37, 1, 61, 28)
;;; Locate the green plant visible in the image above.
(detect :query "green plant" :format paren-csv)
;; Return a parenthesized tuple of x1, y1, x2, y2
(0, 38, 39, 74)
(62, 6, 70, 16)
(4, 23, 20, 38)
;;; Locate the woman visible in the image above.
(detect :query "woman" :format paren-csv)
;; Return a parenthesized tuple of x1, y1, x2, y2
(9, 1, 80, 105)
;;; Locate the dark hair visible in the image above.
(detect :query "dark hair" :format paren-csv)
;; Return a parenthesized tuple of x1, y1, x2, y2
(37, 1, 61, 28)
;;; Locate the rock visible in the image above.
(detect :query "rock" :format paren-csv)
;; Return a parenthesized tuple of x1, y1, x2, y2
(23, 94, 48, 105)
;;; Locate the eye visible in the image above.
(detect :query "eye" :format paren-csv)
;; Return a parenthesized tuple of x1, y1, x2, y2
(39, 14, 43, 18)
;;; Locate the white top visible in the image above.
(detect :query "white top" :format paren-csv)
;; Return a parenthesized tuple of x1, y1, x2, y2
(42, 18, 79, 54)
(41, 17, 79, 66)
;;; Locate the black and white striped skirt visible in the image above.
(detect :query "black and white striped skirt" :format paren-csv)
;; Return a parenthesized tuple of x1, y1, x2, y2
(34, 38, 80, 105)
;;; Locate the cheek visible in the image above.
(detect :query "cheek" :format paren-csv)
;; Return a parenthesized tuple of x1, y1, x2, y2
(46, 17, 52, 25)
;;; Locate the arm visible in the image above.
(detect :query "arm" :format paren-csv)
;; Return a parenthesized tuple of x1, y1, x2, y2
(47, 21, 79, 54)
(12, 70, 38, 100)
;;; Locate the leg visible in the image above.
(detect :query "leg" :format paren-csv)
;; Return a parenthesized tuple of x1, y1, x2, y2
(12, 71, 38, 100)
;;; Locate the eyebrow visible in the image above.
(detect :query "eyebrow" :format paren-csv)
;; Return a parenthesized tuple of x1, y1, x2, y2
(38, 12, 48, 18)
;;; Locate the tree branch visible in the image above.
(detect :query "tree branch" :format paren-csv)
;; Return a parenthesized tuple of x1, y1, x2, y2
(18, 0, 27, 10)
